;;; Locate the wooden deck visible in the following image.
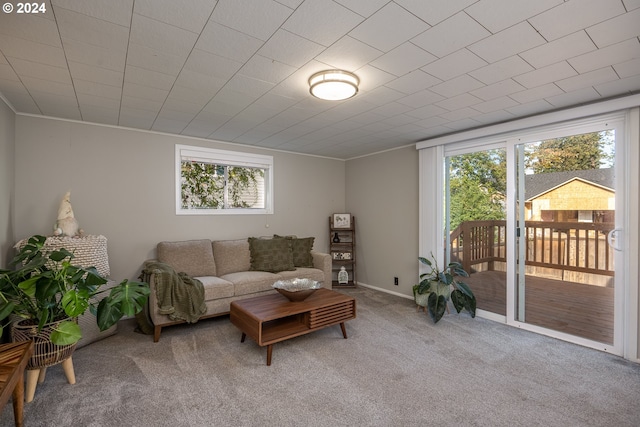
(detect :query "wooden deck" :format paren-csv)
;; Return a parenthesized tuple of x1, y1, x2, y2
(465, 270, 614, 344)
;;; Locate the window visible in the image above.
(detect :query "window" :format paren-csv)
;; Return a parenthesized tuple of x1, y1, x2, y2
(176, 144, 273, 215)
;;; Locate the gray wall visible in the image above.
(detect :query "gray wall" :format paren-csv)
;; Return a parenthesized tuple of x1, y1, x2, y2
(0, 97, 15, 268)
(13, 115, 345, 281)
(345, 145, 419, 297)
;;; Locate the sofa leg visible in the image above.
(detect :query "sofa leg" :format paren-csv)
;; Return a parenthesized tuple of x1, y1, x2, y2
(153, 325, 161, 342)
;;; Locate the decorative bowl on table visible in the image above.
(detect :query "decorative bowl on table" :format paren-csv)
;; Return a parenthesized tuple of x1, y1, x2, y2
(272, 278, 322, 302)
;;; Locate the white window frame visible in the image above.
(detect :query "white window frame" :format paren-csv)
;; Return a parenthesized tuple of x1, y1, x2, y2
(176, 144, 273, 215)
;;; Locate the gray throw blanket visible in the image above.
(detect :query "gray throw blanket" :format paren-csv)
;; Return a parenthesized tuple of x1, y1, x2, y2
(140, 261, 207, 324)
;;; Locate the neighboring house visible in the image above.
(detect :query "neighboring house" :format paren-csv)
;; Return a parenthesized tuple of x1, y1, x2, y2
(524, 168, 615, 223)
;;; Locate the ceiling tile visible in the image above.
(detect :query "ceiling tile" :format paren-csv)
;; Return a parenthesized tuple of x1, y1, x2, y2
(469, 22, 546, 63)
(394, 0, 477, 26)
(183, 49, 243, 80)
(430, 74, 485, 97)
(130, 14, 198, 58)
(348, 2, 430, 52)
(405, 104, 449, 120)
(469, 56, 534, 85)
(519, 31, 596, 69)
(134, 0, 215, 33)
(555, 67, 619, 92)
(421, 49, 486, 80)
(513, 61, 577, 89)
(470, 79, 526, 101)
(196, 21, 263, 63)
(587, 8, 640, 47)
(121, 95, 163, 112)
(56, 8, 129, 50)
(211, 0, 293, 41)
(435, 93, 482, 111)
(64, 38, 127, 72)
(123, 81, 170, 102)
(411, 12, 491, 58)
(69, 61, 123, 87)
(258, 30, 324, 68)
(0, 35, 67, 68)
(568, 38, 640, 73)
(125, 65, 176, 91)
(74, 79, 122, 100)
(152, 117, 189, 134)
(0, 11, 62, 47)
(370, 42, 437, 77)
(473, 109, 515, 124)
(613, 58, 640, 78)
(595, 75, 640, 98)
(53, 0, 133, 26)
(466, 0, 562, 33)
(623, 0, 640, 9)
(21, 76, 75, 97)
(76, 93, 120, 109)
(506, 99, 554, 117)
(333, 0, 388, 17)
(529, 0, 626, 41)
(384, 70, 441, 94)
(282, 0, 363, 46)
(165, 86, 212, 108)
(471, 96, 519, 114)
(397, 89, 445, 108)
(126, 43, 185, 76)
(545, 87, 601, 108)
(440, 107, 480, 121)
(238, 55, 297, 85)
(314, 36, 382, 71)
(8, 58, 71, 84)
(508, 83, 564, 104)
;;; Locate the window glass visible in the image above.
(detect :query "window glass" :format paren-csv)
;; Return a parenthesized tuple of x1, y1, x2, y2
(176, 145, 273, 215)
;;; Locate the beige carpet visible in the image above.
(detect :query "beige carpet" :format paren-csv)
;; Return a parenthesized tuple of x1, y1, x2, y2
(2, 287, 639, 427)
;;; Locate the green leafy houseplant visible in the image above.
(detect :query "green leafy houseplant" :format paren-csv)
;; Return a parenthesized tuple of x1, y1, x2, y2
(413, 254, 476, 323)
(0, 235, 150, 346)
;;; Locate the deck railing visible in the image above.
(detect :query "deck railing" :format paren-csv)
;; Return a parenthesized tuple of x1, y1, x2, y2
(449, 220, 615, 277)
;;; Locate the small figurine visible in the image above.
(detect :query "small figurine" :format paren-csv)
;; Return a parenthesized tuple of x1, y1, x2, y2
(54, 191, 82, 237)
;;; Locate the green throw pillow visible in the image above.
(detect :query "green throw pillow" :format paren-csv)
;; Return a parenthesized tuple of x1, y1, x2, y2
(248, 237, 295, 273)
(273, 235, 315, 268)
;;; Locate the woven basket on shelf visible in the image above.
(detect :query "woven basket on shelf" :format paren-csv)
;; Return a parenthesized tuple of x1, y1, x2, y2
(11, 318, 78, 370)
(15, 235, 110, 278)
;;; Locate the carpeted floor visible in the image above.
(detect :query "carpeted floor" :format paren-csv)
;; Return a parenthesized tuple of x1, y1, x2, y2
(2, 287, 639, 427)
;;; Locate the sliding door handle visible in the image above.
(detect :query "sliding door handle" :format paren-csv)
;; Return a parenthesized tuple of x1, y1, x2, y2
(607, 228, 622, 251)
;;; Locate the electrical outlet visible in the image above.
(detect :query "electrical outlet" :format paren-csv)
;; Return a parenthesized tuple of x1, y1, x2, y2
(394, 277, 398, 286)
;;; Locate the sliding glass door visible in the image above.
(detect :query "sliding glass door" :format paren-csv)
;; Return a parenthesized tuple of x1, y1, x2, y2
(441, 114, 626, 353)
(445, 146, 507, 317)
(514, 126, 620, 347)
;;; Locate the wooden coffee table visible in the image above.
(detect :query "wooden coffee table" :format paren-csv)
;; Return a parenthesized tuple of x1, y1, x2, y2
(230, 288, 356, 366)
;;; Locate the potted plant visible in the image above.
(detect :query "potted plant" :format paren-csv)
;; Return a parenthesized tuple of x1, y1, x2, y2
(413, 254, 476, 323)
(0, 234, 150, 347)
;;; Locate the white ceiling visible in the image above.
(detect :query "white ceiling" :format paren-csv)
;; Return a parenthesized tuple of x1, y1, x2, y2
(0, 0, 639, 159)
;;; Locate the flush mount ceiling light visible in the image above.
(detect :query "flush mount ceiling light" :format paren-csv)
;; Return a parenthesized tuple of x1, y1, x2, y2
(309, 70, 359, 101)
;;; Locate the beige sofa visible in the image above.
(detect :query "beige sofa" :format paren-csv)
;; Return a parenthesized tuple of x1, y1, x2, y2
(142, 237, 331, 342)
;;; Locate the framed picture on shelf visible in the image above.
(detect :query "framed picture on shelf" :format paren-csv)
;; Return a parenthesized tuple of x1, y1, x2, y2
(332, 213, 351, 228)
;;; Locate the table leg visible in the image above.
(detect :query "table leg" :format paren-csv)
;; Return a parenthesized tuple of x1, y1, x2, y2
(266, 345, 273, 366)
(340, 322, 348, 339)
(12, 372, 25, 427)
(240, 332, 246, 343)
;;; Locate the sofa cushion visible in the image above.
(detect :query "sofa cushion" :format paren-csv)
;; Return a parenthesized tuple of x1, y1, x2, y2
(289, 237, 315, 267)
(220, 271, 280, 296)
(157, 239, 216, 277)
(248, 237, 295, 273)
(196, 276, 235, 300)
(212, 239, 250, 276)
